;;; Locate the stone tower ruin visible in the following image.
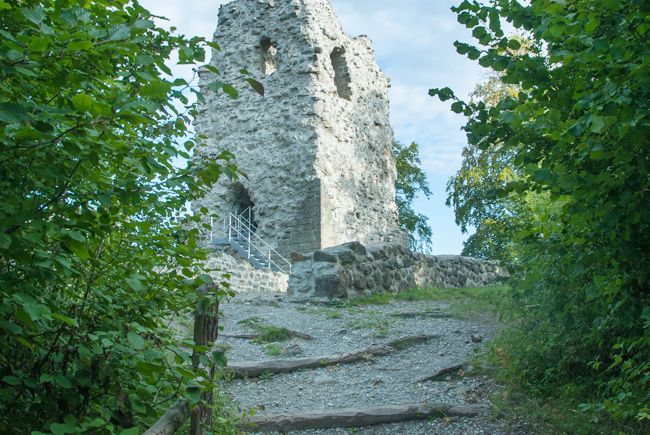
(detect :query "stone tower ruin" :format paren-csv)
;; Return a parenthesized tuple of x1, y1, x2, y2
(194, 0, 402, 260)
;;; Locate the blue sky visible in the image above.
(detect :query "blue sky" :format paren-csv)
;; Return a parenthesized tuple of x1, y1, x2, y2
(140, 0, 489, 254)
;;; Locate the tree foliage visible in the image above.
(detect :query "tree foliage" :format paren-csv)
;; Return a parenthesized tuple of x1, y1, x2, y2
(446, 36, 542, 264)
(0, 1, 255, 432)
(432, 0, 649, 424)
(392, 140, 433, 253)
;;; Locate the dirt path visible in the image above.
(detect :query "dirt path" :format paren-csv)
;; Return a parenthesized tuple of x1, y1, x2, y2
(217, 292, 515, 434)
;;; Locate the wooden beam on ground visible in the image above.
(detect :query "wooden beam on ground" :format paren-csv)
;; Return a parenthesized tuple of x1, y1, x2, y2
(143, 399, 190, 435)
(241, 402, 490, 432)
(227, 334, 437, 378)
(415, 363, 466, 383)
(221, 329, 314, 340)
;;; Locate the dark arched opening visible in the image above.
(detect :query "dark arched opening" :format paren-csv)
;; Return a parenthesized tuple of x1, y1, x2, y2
(229, 182, 257, 230)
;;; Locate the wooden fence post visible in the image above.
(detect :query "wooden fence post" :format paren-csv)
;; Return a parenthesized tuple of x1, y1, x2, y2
(189, 282, 220, 435)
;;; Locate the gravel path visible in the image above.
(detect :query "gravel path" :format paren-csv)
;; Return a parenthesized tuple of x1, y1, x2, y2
(216, 292, 517, 434)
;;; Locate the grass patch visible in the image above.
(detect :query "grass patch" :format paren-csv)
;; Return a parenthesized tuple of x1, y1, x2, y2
(347, 285, 511, 320)
(238, 317, 293, 343)
(323, 308, 343, 319)
(345, 318, 390, 338)
(237, 316, 262, 328)
(263, 343, 284, 357)
(252, 325, 293, 343)
(346, 292, 393, 306)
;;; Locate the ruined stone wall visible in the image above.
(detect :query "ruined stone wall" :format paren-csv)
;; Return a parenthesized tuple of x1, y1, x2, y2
(193, 0, 401, 258)
(288, 242, 508, 301)
(194, 0, 322, 258)
(206, 248, 289, 294)
(302, 0, 399, 247)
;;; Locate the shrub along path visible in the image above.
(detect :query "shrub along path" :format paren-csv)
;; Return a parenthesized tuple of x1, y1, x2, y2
(215, 287, 529, 434)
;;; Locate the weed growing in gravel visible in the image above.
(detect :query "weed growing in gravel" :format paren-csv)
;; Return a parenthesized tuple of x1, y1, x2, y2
(323, 308, 343, 319)
(263, 343, 284, 357)
(347, 293, 393, 306)
(238, 317, 294, 343)
(346, 285, 511, 320)
(254, 325, 293, 343)
(238, 316, 263, 327)
(345, 318, 390, 338)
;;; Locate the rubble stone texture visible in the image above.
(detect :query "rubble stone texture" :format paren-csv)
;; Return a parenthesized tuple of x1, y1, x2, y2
(205, 247, 288, 294)
(193, 0, 402, 259)
(289, 242, 509, 301)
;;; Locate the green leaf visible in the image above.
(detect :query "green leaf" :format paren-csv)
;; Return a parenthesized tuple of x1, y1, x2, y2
(0, 102, 28, 123)
(67, 40, 93, 51)
(507, 39, 521, 50)
(40, 374, 54, 383)
(0, 320, 22, 334)
(127, 332, 145, 350)
(28, 37, 51, 52)
(245, 78, 265, 96)
(212, 350, 228, 368)
(451, 102, 464, 113)
(589, 115, 605, 133)
(107, 24, 131, 41)
(141, 80, 172, 99)
(51, 313, 78, 327)
(119, 428, 139, 435)
(222, 83, 239, 99)
(21, 6, 45, 24)
(54, 375, 72, 389)
(2, 375, 21, 386)
(65, 239, 90, 260)
(203, 65, 220, 75)
(72, 93, 94, 113)
(642, 307, 650, 321)
(50, 423, 76, 435)
(0, 232, 11, 249)
(585, 17, 600, 34)
(125, 275, 144, 291)
(205, 41, 221, 50)
(533, 168, 554, 184)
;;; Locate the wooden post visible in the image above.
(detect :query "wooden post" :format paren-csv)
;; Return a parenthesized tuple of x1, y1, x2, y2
(189, 283, 220, 435)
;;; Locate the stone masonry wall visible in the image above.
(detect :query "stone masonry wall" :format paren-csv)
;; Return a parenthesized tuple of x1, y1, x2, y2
(206, 249, 289, 294)
(288, 242, 508, 301)
(193, 0, 401, 258)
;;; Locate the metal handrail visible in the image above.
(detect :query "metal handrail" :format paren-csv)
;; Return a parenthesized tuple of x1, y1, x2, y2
(219, 208, 291, 274)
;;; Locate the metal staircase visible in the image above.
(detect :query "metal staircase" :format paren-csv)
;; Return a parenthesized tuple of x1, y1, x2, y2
(211, 208, 291, 274)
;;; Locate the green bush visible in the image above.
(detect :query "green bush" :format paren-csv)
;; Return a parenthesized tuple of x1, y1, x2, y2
(0, 1, 256, 432)
(433, 0, 650, 424)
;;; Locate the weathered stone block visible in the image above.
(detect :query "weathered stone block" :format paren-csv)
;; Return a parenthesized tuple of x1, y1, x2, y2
(313, 250, 338, 263)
